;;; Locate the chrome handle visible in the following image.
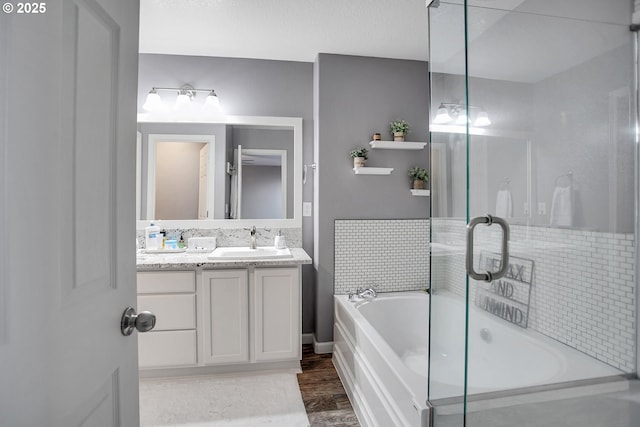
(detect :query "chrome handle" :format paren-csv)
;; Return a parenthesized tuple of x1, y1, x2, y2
(121, 306, 156, 336)
(466, 215, 510, 282)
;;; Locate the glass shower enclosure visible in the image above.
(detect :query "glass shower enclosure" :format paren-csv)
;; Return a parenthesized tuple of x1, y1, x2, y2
(428, 0, 636, 425)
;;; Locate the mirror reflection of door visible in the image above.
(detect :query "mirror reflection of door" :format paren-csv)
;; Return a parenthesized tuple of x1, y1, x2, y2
(232, 148, 287, 219)
(198, 144, 209, 219)
(147, 134, 216, 221)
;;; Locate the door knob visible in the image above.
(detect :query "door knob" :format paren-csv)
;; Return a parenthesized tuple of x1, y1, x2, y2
(121, 306, 156, 336)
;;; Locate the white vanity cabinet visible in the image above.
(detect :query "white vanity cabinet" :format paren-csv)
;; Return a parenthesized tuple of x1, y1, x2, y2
(137, 263, 303, 373)
(201, 267, 301, 365)
(136, 271, 197, 369)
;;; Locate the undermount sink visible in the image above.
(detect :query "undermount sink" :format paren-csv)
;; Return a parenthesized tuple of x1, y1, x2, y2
(207, 246, 293, 260)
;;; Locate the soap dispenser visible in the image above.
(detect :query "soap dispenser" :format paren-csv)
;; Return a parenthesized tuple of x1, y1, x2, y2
(145, 222, 161, 250)
(274, 230, 286, 249)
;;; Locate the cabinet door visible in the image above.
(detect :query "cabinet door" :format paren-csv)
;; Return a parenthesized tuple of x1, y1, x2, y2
(254, 267, 300, 361)
(202, 270, 249, 364)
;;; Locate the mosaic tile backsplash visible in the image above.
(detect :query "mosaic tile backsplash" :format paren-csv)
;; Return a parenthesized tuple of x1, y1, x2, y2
(334, 219, 430, 295)
(431, 218, 636, 373)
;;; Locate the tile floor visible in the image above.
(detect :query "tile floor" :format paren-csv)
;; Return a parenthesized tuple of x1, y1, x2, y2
(297, 345, 360, 426)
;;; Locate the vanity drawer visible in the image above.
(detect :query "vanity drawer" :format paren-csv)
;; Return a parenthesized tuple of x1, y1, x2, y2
(138, 330, 197, 368)
(137, 271, 195, 294)
(137, 294, 196, 331)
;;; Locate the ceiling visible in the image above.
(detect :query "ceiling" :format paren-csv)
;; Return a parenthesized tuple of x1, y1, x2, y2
(139, 0, 430, 63)
(139, 0, 632, 83)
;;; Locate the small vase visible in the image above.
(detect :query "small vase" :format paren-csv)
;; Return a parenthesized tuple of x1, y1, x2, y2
(413, 180, 425, 189)
(353, 157, 366, 168)
(393, 132, 405, 142)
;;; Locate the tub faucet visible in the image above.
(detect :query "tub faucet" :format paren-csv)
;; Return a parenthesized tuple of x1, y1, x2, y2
(357, 287, 377, 298)
(249, 226, 257, 249)
(349, 287, 377, 301)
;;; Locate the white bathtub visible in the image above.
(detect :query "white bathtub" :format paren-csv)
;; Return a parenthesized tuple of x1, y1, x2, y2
(333, 291, 624, 427)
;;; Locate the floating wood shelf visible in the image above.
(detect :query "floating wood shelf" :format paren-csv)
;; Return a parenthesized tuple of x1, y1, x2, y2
(410, 189, 431, 196)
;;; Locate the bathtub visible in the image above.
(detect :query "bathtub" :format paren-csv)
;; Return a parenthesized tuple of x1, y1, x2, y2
(333, 291, 624, 427)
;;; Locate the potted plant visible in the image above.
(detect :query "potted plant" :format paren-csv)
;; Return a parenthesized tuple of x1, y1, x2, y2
(390, 119, 410, 141)
(350, 147, 369, 168)
(409, 167, 429, 189)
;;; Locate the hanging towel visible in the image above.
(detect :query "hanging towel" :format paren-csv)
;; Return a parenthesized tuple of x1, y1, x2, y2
(495, 189, 512, 218)
(550, 186, 573, 226)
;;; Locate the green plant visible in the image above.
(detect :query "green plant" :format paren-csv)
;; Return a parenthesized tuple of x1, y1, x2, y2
(390, 119, 410, 134)
(409, 167, 429, 181)
(349, 147, 369, 159)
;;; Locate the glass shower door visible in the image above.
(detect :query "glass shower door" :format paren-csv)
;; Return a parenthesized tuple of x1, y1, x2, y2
(429, 1, 636, 426)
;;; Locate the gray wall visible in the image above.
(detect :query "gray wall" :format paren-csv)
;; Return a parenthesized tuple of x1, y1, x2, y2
(241, 166, 282, 219)
(533, 44, 634, 232)
(314, 54, 430, 342)
(138, 54, 316, 333)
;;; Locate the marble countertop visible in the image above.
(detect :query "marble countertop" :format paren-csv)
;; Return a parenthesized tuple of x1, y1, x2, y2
(136, 247, 312, 270)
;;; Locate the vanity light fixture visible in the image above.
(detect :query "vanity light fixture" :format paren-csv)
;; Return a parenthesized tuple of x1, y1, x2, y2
(455, 109, 469, 125)
(142, 88, 162, 111)
(433, 103, 452, 124)
(474, 110, 491, 126)
(432, 102, 491, 127)
(143, 84, 222, 113)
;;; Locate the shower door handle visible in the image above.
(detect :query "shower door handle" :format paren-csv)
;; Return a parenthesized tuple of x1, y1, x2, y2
(466, 215, 510, 282)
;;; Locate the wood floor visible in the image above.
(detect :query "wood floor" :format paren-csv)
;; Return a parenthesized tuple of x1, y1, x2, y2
(297, 344, 361, 426)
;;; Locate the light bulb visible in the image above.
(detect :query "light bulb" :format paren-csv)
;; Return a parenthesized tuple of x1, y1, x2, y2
(455, 109, 468, 125)
(433, 104, 452, 124)
(474, 110, 491, 127)
(175, 93, 191, 110)
(204, 90, 220, 109)
(142, 89, 162, 111)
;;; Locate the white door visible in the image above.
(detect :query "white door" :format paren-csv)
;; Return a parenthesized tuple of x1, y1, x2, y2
(198, 144, 208, 219)
(0, 0, 141, 425)
(235, 145, 243, 218)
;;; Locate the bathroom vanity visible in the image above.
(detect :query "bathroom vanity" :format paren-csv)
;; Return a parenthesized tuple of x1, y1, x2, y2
(136, 248, 311, 376)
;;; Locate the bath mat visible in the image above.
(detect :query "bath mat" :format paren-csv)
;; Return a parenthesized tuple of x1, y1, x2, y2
(139, 370, 309, 426)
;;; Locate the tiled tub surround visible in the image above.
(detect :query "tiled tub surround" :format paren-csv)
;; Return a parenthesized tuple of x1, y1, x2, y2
(334, 219, 430, 295)
(431, 218, 636, 373)
(136, 227, 303, 250)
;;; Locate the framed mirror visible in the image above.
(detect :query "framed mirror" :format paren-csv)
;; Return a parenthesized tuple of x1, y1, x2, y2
(136, 115, 302, 229)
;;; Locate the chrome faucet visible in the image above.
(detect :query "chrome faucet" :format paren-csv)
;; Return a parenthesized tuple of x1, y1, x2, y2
(348, 287, 377, 302)
(249, 225, 257, 249)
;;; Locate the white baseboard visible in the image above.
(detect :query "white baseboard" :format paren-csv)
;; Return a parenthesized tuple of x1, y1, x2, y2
(301, 333, 314, 345)
(312, 334, 334, 354)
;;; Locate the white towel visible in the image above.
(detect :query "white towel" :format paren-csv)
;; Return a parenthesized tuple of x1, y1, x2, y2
(495, 189, 512, 218)
(550, 186, 573, 226)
